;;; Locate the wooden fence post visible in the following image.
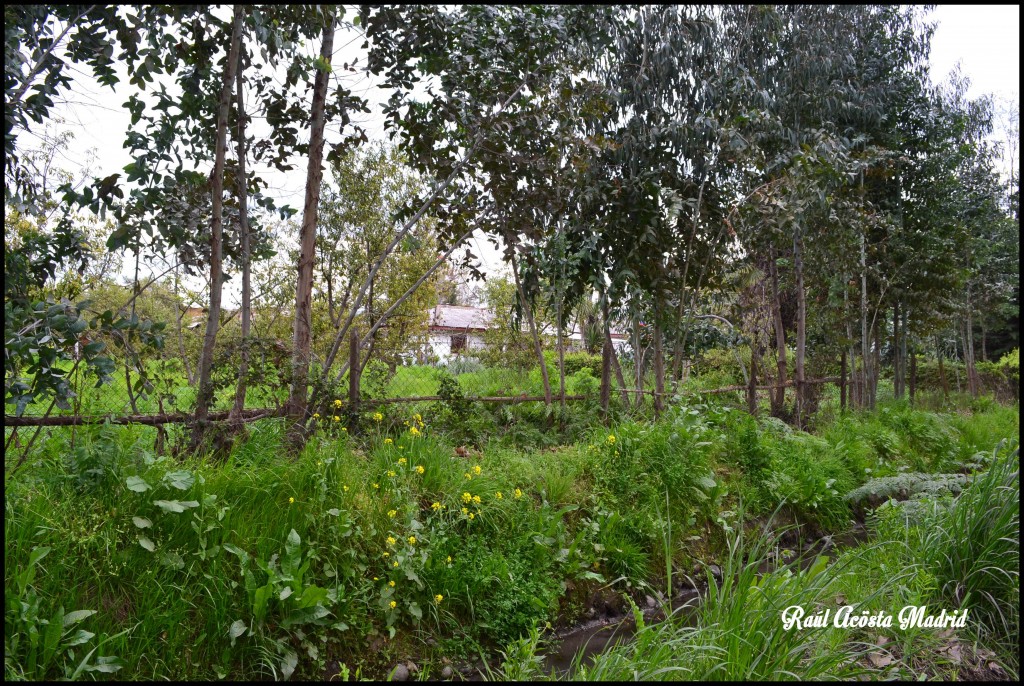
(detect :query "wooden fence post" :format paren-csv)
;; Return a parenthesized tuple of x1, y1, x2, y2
(349, 328, 360, 423)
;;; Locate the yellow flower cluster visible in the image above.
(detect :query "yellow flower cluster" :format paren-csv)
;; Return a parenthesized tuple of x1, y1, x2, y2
(461, 492, 472, 504)
(473, 465, 482, 475)
(388, 580, 395, 588)
(415, 465, 425, 475)
(471, 495, 481, 505)
(398, 457, 407, 465)
(333, 399, 343, 408)
(514, 488, 523, 499)
(373, 412, 384, 422)
(386, 536, 397, 546)
(313, 413, 320, 419)
(407, 536, 416, 546)
(387, 470, 396, 478)
(388, 509, 397, 518)
(409, 425, 421, 437)
(495, 491, 503, 500)
(606, 434, 616, 445)
(435, 594, 444, 604)
(333, 416, 340, 422)
(384, 438, 393, 445)
(390, 600, 397, 609)
(288, 497, 295, 504)
(431, 501, 442, 511)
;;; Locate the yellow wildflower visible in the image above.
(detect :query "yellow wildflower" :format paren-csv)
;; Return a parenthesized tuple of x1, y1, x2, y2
(343, 485, 349, 492)
(373, 412, 383, 422)
(468, 512, 475, 520)
(383, 552, 390, 558)
(392, 561, 399, 568)
(446, 556, 452, 564)
(414, 413, 422, 422)
(388, 510, 397, 518)
(289, 497, 295, 504)
(431, 501, 441, 511)
(388, 580, 395, 587)
(461, 507, 469, 515)
(398, 457, 407, 465)
(606, 434, 616, 445)
(374, 577, 379, 581)
(407, 536, 417, 546)
(461, 492, 472, 504)
(415, 465, 425, 475)
(514, 488, 523, 499)
(313, 413, 320, 419)
(384, 438, 393, 445)
(473, 464, 481, 475)
(387, 470, 396, 478)
(409, 426, 421, 437)
(464, 472, 472, 480)
(495, 491, 503, 500)
(390, 600, 397, 609)
(387, 535, 397, 546)
(334, 399, 343, 408)
(472, 495, 481, 505)
(333, 416, 340, 422)
(373, 483, 380, 489)
(342, 427, 348, 432)
(434, 594, 443, 604)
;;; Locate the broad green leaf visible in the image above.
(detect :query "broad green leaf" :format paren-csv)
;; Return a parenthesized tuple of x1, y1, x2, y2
(407, 601, 422, 620)
(29, 546, 52, 567)
(285, 529, 301, 559)
(163, 470, 194, 491)
(126, 476, 151, 492)
(279, 586, 293, 601)
(228, 619, 247, 646)
(153, 499, 200, 513)
(132, 516, 152, 529)
(280, 650, 298, 680)
(138, 537, 156, 552)
(157, 551, 185, 569)
(62, 610, 96, 627)
(63, 629, 95, 647)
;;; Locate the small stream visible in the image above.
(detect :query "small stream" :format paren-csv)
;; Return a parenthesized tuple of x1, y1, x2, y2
(448, 523, 870, 680)
(540, 523, 869, 678)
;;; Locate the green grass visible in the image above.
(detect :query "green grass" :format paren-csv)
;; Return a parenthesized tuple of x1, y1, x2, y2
(4, 395, 1019, 680)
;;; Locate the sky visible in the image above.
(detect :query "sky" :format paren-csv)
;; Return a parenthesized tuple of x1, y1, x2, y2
(32, 5, 1022, 305)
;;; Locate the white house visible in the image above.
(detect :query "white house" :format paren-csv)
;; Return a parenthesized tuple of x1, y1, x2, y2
(424, 304, 629, 364)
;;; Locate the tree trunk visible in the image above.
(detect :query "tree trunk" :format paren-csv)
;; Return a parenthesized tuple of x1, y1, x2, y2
(860, 231, 873, 410)
(908, 343, 917, 405)
(193, 6, 243, 438)
(653, 318, 665, 415)
(769, 244, 787, 416)
(892, 304, 902, 399)
(748, 343, 759, 415)
(602, 299, 631, 408)
(936, 336, 949, 399)
(964, 305, 979, 397)
(230, 44, 251, 424)
(899, 306, 908, 400)
(600, 336, 612, 423)
(511, 253, 551, 406)
(286, 11, 335, 445)
(793, 229, 806, 426)
(840, 350, 847, 412)
(557, 298, 566, 411)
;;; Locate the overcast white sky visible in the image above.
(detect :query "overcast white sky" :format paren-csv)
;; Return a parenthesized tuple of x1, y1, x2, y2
(36, 5, 1021, 304)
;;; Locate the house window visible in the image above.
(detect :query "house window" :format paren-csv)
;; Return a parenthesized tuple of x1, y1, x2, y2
(451, 334, 467, 353)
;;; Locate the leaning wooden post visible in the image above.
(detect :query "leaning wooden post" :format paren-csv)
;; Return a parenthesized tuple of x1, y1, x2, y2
(349, 328, 361, 427)
(600, 337, 612, 424)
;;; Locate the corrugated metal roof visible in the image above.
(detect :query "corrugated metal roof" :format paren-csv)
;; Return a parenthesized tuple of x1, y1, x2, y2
(429, 305, 493, 331)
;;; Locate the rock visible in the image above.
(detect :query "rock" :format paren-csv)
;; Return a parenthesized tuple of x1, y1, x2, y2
(390, 664, 410, 682)
(406, 661, 419, 675)
(645, 595, 657, 609)
(709, 564, 723, 581)
(441, 666, 454, 680)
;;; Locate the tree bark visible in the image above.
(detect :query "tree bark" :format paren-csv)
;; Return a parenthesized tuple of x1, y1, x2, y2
(511, 253, 551, 405)
(230, 44, 251, 424)
(653, 318, 665, 415)
(793, 228, 806, 427)
(936, 336, 949, 399)
(193, 6, 243, 437)
(768, 244, 787, 416)
(908, 343, 917, 405)
(286, 10, 335, 445)
(602, 299, 631, 408)
(840, 350, 847, 412)
(860, 231, 873, 410)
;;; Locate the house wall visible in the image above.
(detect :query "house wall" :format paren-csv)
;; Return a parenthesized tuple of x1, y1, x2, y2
(427, 331, 487, 363)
